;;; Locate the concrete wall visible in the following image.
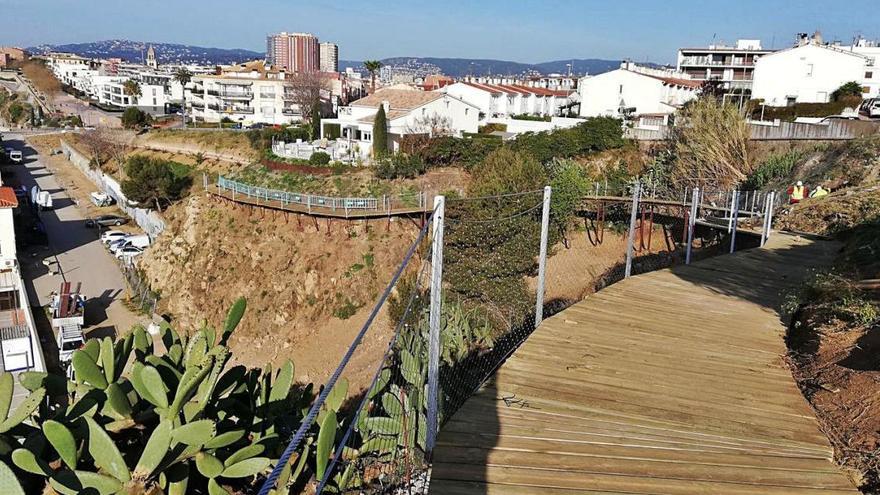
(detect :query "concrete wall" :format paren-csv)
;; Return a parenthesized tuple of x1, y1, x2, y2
(626, 120, 880, 141)
(0, 209, 16, 262)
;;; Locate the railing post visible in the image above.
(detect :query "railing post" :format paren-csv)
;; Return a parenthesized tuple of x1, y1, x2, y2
(535, 186, 552, 326)
(762, 191, 776, 246)
(686, 187, 699, 265)
(625, 182, 641, 278)
(727, 189, 736, 233)
(729, 190, 740, 254)
(425, 196, 445, 457)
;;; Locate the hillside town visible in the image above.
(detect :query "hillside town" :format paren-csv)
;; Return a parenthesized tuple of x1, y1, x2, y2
(2, 4, 880, 495)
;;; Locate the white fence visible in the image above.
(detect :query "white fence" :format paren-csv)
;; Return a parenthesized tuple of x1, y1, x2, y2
(271, 140, 355, 163)
(60, 140, 166, 238)
(625, 119, 880, 141)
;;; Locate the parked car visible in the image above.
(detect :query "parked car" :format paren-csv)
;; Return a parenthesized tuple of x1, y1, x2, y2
(85, 215, 128, 228)
(109, 234, 150, 254)
(9, 150, 22, 163)
(90, 192, 115, 207)
(100, 230, 128, 245)
(115, 246, 143, 260)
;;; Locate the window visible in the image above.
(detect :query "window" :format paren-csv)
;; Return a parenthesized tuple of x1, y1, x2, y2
(866, 72, 874, 79)
(362, 131, 372, 142)
(863, 86, 871, 94)
(465, 108, 469, 115)
(0, 290, 19, 311)
(806, 64, 814, 77)
(619, 84, 624, 94)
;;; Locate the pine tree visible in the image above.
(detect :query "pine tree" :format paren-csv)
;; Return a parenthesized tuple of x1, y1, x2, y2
(372, 104, 388, 157)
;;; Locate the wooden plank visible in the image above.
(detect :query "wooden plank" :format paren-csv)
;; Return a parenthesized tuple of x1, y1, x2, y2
(430, 234, 856, 494)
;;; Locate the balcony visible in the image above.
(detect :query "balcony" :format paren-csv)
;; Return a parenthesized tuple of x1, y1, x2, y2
(219, 90, 254, 100)
(680, 57, 755, 67)
(282, 107, 300, 116)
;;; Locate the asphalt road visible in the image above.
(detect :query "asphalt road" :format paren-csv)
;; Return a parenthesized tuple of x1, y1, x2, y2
(4, 134, 145, 347)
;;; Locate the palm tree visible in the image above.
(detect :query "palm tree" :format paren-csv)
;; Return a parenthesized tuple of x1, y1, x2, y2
(122, 79, 142, 106)
(174, 68, 193, 126)
(363, 60, 383, 93)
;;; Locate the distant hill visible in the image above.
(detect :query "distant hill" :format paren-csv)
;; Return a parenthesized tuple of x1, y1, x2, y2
(340, 57, 632, 77)
(27, 40, 263, 65)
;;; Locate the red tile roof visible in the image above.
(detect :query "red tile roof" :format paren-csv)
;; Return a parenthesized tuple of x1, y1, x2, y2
(0, 187, 19, 208)
(626, 70, 702, 89)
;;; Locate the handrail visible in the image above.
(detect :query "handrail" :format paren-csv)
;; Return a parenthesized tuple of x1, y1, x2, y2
(217, 175, 427, 212)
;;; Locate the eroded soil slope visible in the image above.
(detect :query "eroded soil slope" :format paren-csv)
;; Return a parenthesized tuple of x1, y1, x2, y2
(140, 193, 425, 387)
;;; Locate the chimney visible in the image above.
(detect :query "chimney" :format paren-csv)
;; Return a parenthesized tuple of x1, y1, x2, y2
(382, 100, 390, 112)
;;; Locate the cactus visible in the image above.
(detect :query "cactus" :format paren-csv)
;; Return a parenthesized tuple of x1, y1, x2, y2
(0, 297, 333, 495)
(43, 419, 78, 469)
(0, 459, 25, 495)
(316, 411, 338, 480)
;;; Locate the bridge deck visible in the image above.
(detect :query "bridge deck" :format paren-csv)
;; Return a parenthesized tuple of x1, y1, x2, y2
(431, 234, 856, 494)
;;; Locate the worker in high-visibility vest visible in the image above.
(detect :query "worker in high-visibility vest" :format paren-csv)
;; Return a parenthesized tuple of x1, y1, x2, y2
(787, 181, 808, 204)
(810, 185, 829, 199)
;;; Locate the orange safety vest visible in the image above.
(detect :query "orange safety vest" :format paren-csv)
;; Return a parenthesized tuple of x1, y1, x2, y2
(791, 185, 805, 200)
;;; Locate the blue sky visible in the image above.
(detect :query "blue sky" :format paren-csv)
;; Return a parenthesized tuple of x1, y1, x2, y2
(2, 0, 880, 63)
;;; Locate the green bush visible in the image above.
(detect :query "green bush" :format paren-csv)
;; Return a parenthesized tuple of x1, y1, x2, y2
(511, 114, 551, 122)
(831, 81, 864, 102)
(478, 123, 508, 134)
(743, 151, 805, 190)
(121, 155, 193, 210)
(309, 151, 331, 166)
(121, 107, 152, 129)
(7, 102, 25, 122)
(374, 153, 427, 180)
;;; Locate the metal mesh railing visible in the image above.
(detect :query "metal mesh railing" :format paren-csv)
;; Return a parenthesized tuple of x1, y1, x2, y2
(217, 176, 428, 214)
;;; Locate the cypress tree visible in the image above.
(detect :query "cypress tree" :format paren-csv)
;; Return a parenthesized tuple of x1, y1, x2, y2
(372, 105, 388, 157)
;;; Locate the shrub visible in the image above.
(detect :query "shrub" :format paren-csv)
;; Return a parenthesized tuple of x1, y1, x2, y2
(7, 102, 25, 122)
(373, 105, 388, 157)
(374, 153, 427, 180)
(478, 123, 507, 134)
(831, 81, 864, 102)
(743, 151, 805, 190)
(511, 114, 551, 122)
(121, 155, 193, 210)
(121, 107, 152, 129)
(309, 151, 331, 166)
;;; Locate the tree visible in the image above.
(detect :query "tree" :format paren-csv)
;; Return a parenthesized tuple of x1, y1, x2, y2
(670, 96, 751, 188)
(121, 107, 152, 129)
(122, 79, 142, 106)
(121, 155, 192, 211)
(173, 68, 193, 126)
(363, 60, 383, 93)
(286, 70, 328, 137)
(372, 104, 388, 157)
(831, 81, 864, 102)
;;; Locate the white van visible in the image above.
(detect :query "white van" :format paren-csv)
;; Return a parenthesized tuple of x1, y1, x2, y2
(9, 150, 22, 163)
(869, 99, 880, 118)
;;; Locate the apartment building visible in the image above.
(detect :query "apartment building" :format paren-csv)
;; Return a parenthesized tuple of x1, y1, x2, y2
(320, 88, 479, 159)
(266, 32, 320, 73)
(0, 187, 45, 377)
(443, 81, 574, 119)
(677, 39, 774, 91)
(578, 62, 701, 120)
(849, 37, 880, 98)
(187, 61, 302, 125)
(46, 53, 101, 89)
(320, 42, 339, 73)
(752, 39, 870, 105)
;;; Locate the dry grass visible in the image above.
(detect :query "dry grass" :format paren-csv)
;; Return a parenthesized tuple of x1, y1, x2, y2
(18, 60, 61, 100)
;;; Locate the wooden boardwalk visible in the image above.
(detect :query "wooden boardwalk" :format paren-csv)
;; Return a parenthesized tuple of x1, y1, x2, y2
(431, 234, 856, 494)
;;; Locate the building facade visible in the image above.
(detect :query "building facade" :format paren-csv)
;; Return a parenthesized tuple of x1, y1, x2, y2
(319, 42, 339, 73)
(0, 47, 28, 68)
(187, 61, 302, 125)
(752, 41, 870, 105)
(578, 62, 701, 119)
(266, 32, 320, 73)
(443, 81, 574, 119)
(849, 37, 880, 98)
(677, 39, 773, 91)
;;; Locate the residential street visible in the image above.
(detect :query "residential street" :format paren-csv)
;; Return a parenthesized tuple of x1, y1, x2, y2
(4, 133, 145, 358)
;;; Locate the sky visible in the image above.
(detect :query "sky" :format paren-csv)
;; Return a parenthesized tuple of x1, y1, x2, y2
(2, 0, 880, 64)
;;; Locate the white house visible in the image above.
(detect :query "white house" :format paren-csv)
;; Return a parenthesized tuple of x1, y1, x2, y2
(850, 37, 880, 99)
(752, 42, 870, 106)
(442, 81, 573, 120)
(578, 62, 701, 119)
(320, 88, 480, 160)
